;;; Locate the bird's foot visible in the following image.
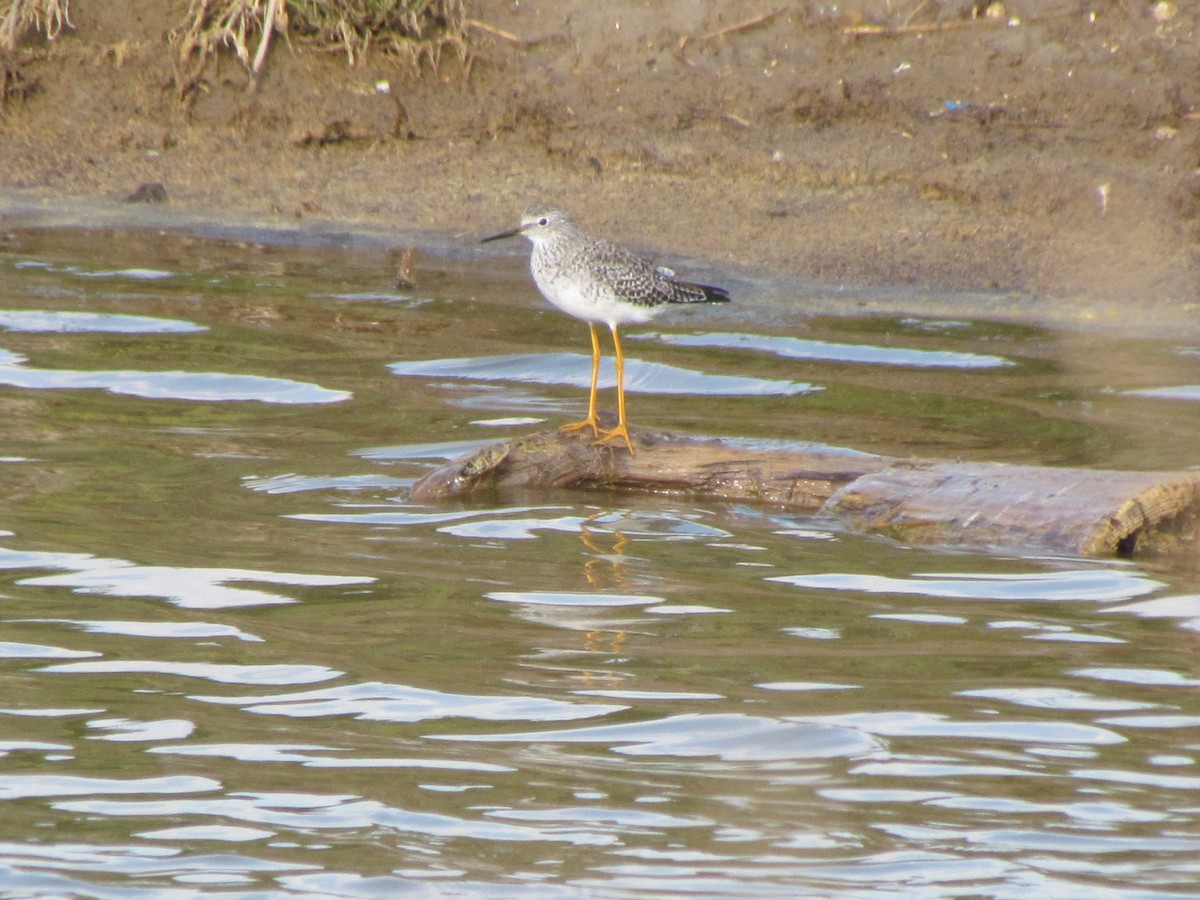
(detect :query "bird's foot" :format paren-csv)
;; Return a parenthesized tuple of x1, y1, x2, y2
(595, 425, 635, 454)
(559, 417, 601, 437)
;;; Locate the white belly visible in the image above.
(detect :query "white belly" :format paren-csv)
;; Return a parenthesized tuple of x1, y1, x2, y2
(533, 270, 661, 328)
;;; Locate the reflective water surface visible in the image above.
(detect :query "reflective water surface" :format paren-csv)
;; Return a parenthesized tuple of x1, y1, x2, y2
(0, 221, 1199, 897)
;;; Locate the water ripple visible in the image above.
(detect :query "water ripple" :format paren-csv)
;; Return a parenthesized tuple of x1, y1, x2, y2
(30, 618, 265, 642)
(40, 660, 341, 686)
(0, 545, 374, 609)
(1123, 385, 1200, 401)
(648, 330, 1015, 369)
(573, 690, 724, 701)
(926, 795, 1166, 823)
(87, 718, 196, 742)
(880, 822, 1200, 854)
(389, 353, 816, 396)
(291, 504, 571, 529)
(296, 506, 733, 542)
(243, 472, 410, 494)
(0, 849, 310, 888)
(0, 641, 99, 659)
(72, 267, 174, 281)
(358, 437, 506, 461)
(150, 743, 515, 772)
(852, 761, 1038, 779)
(1071, 667, 1200, 688)
(757, 682, 860, 692)
(439, 515, 596, 540)
(1070, 768, 1200, 790)
(0, 309, 205, 333)
(0, 740, 72, 754)
(0, 348, 349, 403)
(799, 711, 1124, 745)
(0, 774, 218, 799)
(487, 591, 663, 608)
(188, 681, 625, 723)
(137, 824, 275, 842)
(57, 794, 621, 846)
(438, 713, 882, 761)
(1105, 593, 1200, 632)
(0, 840, 181, 865)
(958, 687, 1158, 712)
(768, 568, 1162, 602)
(486, 805, 710, 829)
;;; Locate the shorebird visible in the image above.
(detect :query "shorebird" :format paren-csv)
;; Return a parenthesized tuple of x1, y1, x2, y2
(481, 205, 731, 452)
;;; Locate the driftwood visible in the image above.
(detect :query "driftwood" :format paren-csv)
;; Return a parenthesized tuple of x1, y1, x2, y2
(410, 423, 1200, 559)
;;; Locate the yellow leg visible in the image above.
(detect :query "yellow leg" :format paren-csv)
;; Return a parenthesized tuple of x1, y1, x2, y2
(597, 324, 634, 453)
(560, 322, 601, 436)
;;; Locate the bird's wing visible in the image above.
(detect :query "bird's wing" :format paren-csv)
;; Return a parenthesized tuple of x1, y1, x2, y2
(579, 239, 731, 306)
(578, 240, 677, 308)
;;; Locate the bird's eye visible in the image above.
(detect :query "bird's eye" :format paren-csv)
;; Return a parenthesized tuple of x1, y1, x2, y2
(537, 217, 549, 226)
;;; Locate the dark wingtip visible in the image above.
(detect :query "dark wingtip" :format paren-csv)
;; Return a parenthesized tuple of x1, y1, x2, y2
(666, 281, 732, 305)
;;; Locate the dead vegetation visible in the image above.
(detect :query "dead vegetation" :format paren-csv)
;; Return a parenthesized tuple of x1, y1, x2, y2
(0, 0, 72, 53)
(0, 0, 66, 110)
(172, 0, 469, 78)
(0, 52, 37, 109)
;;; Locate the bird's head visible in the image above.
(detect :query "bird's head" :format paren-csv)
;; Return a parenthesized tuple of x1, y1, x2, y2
(481, 205, 573, 245)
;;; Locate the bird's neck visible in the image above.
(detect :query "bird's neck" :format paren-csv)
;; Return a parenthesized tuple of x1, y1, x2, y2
(530, 237, 567, 269)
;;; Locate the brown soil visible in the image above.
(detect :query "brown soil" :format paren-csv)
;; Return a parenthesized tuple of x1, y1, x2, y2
(1, 1, 1198, 332)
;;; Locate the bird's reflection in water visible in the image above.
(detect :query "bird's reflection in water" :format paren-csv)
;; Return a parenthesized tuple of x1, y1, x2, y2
(580, 513, 630, 690)
(580, 516, 630, 590)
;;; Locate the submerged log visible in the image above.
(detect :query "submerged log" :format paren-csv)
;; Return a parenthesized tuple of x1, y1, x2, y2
(409, 424, 1200, 558)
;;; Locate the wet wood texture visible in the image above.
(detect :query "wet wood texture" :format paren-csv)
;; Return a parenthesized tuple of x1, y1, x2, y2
(410, 426, 1200, 558)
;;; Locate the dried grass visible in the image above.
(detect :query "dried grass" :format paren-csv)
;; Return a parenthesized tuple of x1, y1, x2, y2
(174, 0, 467, 73)
(0, 0, 73, 53)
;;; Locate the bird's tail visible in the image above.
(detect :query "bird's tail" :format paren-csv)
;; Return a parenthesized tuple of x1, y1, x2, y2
(672, 281, 732, 304)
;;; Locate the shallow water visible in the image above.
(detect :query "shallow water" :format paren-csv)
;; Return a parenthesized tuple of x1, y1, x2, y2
(0, 222, 1199, 897)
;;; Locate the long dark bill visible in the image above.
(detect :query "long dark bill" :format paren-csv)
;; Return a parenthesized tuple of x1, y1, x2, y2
(480, 227, 523, 244)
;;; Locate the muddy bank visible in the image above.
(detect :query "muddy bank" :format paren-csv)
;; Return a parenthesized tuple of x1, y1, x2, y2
(0, 0, 1197, 331)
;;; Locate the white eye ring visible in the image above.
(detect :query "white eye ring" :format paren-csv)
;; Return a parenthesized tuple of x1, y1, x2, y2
(537, 217, 549, 226)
